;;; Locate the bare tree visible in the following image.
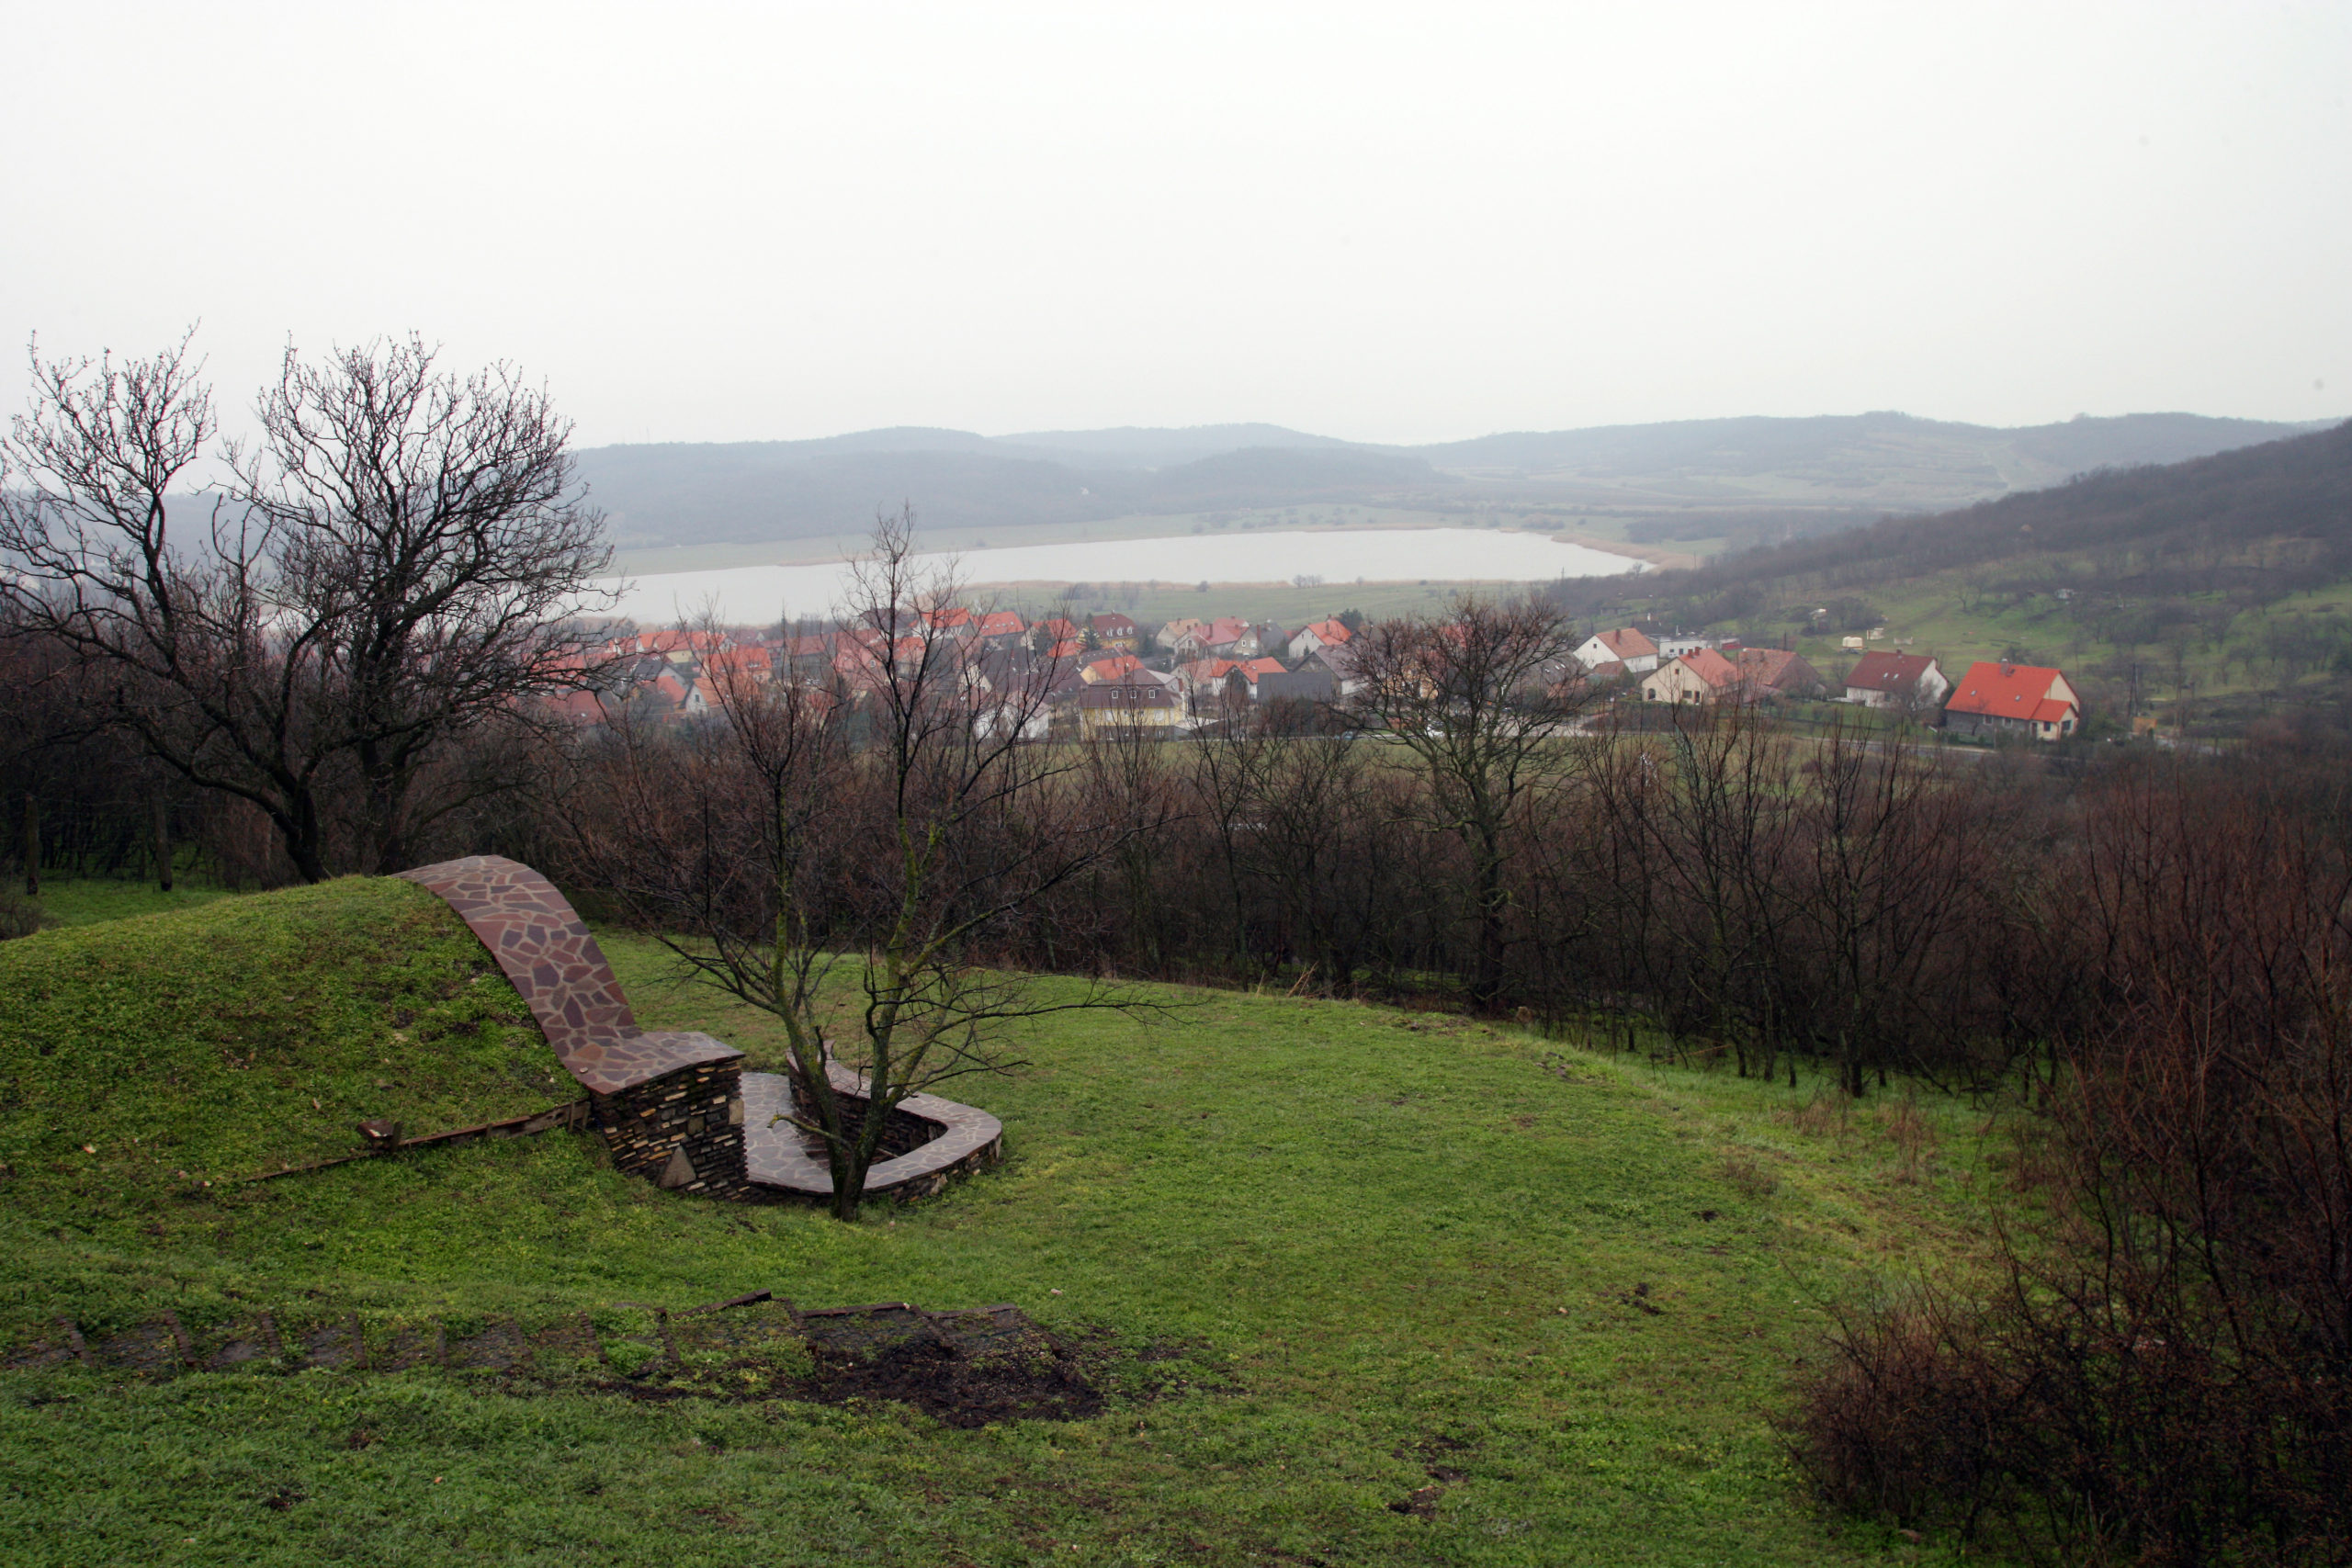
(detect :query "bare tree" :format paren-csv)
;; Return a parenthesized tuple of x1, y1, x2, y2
(1338, 594, 1590, 1009)
(574, 513, 1148, 1220)
(0, 333, 616, 879)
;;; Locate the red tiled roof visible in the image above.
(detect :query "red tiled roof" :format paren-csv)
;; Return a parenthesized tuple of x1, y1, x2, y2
(1846, 651, 1939, 693)
(1238, 657, 1285, 678)
(1596, 626, 1659, 660)
(1678, 647, 1741, 688)
(1945, 661, 2076, 720)
(1089, 613, 1137, 634)
(550, 689, 606, 723)
(1736, 648, 1818, 691)
(977, 611, 1024, 637)
(1083, 654, 1146, 682)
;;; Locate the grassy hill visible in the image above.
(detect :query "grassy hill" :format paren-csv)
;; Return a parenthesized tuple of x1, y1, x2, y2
(0, 878, 565, 1219)
(1562, 421, 2352, 731)
(1, 880, 2008, 1565)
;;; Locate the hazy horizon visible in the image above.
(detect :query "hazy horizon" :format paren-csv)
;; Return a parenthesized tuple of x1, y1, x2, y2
(577, 408, 2338, 455)
(6, 3, 2346, 449)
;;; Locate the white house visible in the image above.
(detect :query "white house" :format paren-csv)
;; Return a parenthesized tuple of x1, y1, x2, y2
(1843, 651, 1950, 710)
(1572, 626, 1660, 674)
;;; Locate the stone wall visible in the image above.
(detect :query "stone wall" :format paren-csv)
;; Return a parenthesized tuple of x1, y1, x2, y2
(591, 1058, 750, 1199)
(793, 1076, 945, 1159)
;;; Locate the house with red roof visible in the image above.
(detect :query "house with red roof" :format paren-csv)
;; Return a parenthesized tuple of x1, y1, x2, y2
(1176, 656, 1243, 694)
(1202, 616, 1252, 651)
(971, 610, 1025, 649)
(1287, 619, 1354, 660)
(1073, 680, 1185, 735)
(1844, 651, 1949, 710)
(1641, 647, 1743, 705)
(548, 688, 608, 725)
(1088, 612, 1140, 652)
(1156, 617, 1206, 653)
(1574, 626, 1661, 674)
(703, 645, 772, 682)
(1027, 616, 1082, 652)
(1080, 653, 1148, 685)
(1943, 661, 2080, 741)
(1228, 656, 1314, 704)
(1736, 647, 1825, 700)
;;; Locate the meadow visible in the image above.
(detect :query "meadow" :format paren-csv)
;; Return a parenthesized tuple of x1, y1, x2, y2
(0, 880, 2005, 1565)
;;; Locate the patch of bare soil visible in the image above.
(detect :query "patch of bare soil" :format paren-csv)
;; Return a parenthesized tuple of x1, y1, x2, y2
(6, 1296, 1135, 1427)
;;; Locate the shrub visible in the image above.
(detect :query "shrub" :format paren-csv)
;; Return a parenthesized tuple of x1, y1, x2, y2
(0, 890, 44, 941)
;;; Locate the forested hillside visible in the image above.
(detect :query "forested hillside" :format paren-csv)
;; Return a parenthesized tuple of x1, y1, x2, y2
(575, 412, 2321, 550)
(1547, 421, 2352, 734)
(1566, 419, 2352, 612)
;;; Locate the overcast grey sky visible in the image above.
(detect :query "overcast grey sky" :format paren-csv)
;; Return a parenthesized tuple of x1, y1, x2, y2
(5, 1, 2346, 447)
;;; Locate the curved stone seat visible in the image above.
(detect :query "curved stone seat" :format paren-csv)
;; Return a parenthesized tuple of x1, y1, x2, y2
(742, 1066, 1004, 1200)
(398, 854, 1001, 1203)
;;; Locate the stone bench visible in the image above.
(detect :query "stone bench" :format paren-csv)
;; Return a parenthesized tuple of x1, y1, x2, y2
(741, 1064, 1003, 1201)
(398, 855, 999, 1202)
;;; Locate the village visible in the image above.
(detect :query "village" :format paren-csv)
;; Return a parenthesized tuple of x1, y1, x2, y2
(578, 603, 2086, 743)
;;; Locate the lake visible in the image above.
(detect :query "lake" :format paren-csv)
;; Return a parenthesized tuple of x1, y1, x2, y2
(603, 527, 1642, 624)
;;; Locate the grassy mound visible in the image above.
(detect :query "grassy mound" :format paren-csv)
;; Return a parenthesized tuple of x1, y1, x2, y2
(0, 905, 2007, 1565)
(0, 877, 564, 1215)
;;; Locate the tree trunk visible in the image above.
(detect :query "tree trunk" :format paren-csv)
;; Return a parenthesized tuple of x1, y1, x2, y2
(154, 793, 173, 892)
(1473, 827, 1507, 1011)
(21, 792, 38, 897)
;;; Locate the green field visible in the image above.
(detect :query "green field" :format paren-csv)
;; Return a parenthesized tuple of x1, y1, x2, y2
(0, 881, 1999, 1565)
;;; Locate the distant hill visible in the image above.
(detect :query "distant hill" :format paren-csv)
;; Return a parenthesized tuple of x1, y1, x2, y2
(1552, 419, 2352, 618)
(573, 412, 2327, 550)
(577, 435, 1446, 547)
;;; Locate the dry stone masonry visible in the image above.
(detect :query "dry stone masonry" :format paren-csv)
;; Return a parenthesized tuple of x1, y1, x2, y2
(396, 855, 1001, 1202)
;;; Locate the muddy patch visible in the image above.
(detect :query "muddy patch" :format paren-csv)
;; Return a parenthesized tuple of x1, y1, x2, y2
(6, 1296, 1118, 1427)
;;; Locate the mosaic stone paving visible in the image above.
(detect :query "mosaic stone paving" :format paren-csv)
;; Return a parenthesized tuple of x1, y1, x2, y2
(396, 855, 742, 1096)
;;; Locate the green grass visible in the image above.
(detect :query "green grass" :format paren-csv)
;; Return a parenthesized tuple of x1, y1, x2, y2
(0, 882, 2003, 1565)
(0, 877, 567, 1213)
(19, 874, 241, 929)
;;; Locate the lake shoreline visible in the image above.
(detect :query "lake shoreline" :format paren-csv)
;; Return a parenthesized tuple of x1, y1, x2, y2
(602, 526, 1645, 623)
